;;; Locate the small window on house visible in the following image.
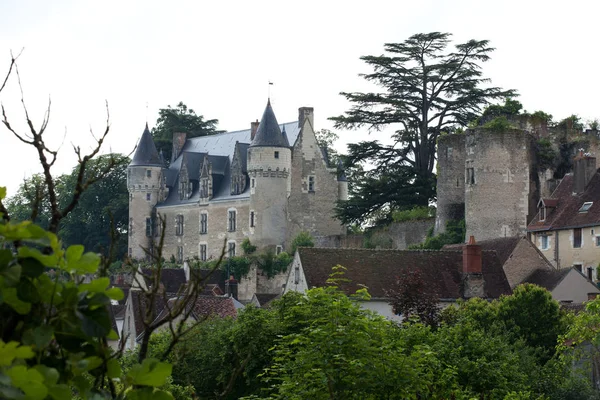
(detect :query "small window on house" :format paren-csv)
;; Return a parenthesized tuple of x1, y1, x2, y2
(294, 266, 300, 284)
(200, 244, 207, 261)
(146, 170, 152, 178)
(250, 211, 255, 228)
(145, 218, 152, 237)
(574, 228, 582, 248)
(200, 213, 208, 234)
(588, 267, 594, 281)
(274, 151, 279, 159)
(228, 210, 236, 232)
(579, 202, 593, 212)
(308, 176, 315, 192)
(146, 193, 151, 201)
(540, 235, 549, 250)
(175, 215, 184, 236)
(177, 246, 183, 263)
(228, 242, 236, 257)
(467, 168, 475, 185)
(574, 264, 583, 273)
(540, 206, 546, 221)
(596, 236, 600, 247)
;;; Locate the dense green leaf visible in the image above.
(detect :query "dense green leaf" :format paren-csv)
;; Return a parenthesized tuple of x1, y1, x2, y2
(128, 359, 172, 387)
(19, 257, 45, 278)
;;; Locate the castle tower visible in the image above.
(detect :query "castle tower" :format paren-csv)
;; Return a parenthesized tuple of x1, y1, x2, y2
(247, 100, 291, 251)
(465, 128, 539, 241)
(435, 134, 466, 235)
(127, 123, 165, 260)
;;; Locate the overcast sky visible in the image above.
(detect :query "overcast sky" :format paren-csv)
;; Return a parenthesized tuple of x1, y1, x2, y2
(1, 0, 598, 196)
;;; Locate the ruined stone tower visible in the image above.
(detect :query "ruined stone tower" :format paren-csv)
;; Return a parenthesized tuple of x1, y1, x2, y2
(247, 100, 292, 251)
(435, 134, 466, 235)
(127, 124, 165, 260)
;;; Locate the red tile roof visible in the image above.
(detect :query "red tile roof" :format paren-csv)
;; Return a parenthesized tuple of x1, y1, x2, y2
(296, 247, 511, 300)
(528, 172, 600, 231)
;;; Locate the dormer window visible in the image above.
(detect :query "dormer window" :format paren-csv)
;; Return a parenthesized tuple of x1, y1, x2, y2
(579, 202, 593, 213)
(200, 178, 209, 198)
(540, 206, 546, 221)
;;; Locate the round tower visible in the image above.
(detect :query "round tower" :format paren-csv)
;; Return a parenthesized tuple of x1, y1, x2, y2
(127, 123, 165, 260)
(247, 100, 291, 251)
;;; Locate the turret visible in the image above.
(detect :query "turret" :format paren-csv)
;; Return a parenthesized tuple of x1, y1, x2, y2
(127, 123, 165, 260)
(247, 100, 291, 251)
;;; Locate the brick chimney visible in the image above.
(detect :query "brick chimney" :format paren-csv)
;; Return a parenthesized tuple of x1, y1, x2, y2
(462, 236, 484, 298)
(573, 150, 596, 194)
(250, 119, 259, 140)
(298, 107, 314, 129)
(172, 132, 187, 162)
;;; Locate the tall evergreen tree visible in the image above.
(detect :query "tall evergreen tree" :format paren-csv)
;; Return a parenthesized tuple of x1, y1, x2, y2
(332, 32, 515, 225)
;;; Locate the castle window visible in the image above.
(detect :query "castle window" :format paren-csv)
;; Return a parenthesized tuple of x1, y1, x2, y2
(308, 176, 315, 192)
(250, 211, 255, 228)
(467, 168, 475, 185)
(128, 248, 132, 257)
(228, 242, 236, 257)
(129, 218, 133, 237)
(175, 215, 184, 236)
(146, 170, 152, 178)
(276, 245, 283, 255)
(251, 178, 255, 188)
(200, 213, 208, 234)
(274, 151, 279, 159)
(129, 193, 133, 202)
(574, 264, 583, 273)
(199, 244, 207, 261)
(573, 228, 582, 248)
(588, 267, 594, 281)
(596, 236, 600, 247)
(540, 235, 549, 250)
(228, 210, 237, 232)
(294, 266, 300, 284)
(145, 218, 152, 237)
(146, 193, 151, 201)
(177, 246, 183, 263)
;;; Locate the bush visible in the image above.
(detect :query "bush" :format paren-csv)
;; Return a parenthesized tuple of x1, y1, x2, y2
(290, 231, 315, 255)
(392, 206, 435, 223)
(409, 219, 465, 250)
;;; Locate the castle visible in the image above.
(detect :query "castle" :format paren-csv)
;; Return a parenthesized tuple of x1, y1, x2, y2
(127, 101, 347, 262)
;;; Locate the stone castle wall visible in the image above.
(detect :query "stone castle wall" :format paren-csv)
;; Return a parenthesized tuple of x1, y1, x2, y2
(435, 134, 466, 235)
(465, 129, 539, 241)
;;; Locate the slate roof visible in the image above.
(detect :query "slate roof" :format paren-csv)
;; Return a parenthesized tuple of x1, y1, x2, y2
(153, 295, 238, 325)
(130, 124, 163, 167)
(443, 237, 521, 266)
(254, 293, 280, 307)
(528, 171, 600, 231)
(191, 269, 226, 295)
(250, 100, 290, 148)
(141, 268, 187, 294)
(130, 290, 171, 339)
(523, 268, 572, 291)
(296, 247, 511, 299)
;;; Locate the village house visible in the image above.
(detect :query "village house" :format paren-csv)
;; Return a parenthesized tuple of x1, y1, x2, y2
(528, 152, 600, 281)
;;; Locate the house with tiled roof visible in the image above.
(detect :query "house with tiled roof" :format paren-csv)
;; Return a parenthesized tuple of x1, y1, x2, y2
(528, 152, 600, 281)
(284, 238, 512, 321)
(445, 236, 600, 303)
(127, 101, 347, 271)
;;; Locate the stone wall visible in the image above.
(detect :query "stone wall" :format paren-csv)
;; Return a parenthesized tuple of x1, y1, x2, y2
(314, 234, 364, 248)
(368, 218, 434, 249)
(435, 134, 466, 235)
(465, 129, 539, 241)
(237, 264, 288, 301)
(287, 117, 345, 245)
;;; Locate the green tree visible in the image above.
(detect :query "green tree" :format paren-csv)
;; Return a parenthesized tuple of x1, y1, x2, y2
(289, 231, 314, 255)
(152, 102, 223, 163)
(331, 32, 514, 225)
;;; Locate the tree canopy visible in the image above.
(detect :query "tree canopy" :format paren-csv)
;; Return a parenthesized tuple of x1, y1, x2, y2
(151, 102, 223, 163)
(332, 32, 514, 225)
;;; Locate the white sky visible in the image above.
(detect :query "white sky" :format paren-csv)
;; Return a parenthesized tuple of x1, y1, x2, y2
(1, 0, 599, 196)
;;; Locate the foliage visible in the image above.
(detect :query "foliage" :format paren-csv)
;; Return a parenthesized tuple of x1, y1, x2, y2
(0, 188, 181, 399)
(289, 231, 315, 255)
(387, 268, 440, 326)
(392, 205, 435, 223)
(409, 219, 465, 250)
(482, 116, 514, 131)
(476, 97, 523, 126)
(537, 138, 558, 172)
(315, 129, 340, 166)
(6, 154, 130, 260)
(531, 110, 554, 124)
(241, 238, 257, 255)
(557, 114, 584, 132)
(151, 102, 223, 164)
(331, 32, 514, 224)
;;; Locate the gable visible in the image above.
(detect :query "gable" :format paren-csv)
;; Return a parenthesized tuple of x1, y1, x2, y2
(551, 269, 600, 304)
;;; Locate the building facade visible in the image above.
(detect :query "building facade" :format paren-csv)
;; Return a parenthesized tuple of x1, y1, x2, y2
(127, 101, 347, 262)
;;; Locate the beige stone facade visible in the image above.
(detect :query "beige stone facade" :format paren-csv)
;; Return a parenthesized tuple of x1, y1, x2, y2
(127, 103, 346, 266)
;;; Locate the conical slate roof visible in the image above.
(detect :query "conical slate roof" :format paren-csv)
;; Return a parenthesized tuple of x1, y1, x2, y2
(250, 100, 289, 148)
(130, 123, 163, 167)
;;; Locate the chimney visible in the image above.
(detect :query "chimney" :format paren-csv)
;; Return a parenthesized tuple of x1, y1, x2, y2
(298, 107, 314, 129)
(172, 132, 187, 162)
(250, 119, 259, 140)
(573, 150, 596, 194)
(462, 236, 485, 298)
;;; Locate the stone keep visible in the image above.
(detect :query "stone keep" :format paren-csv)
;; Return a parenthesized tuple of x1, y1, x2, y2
(127, 101, 347, 263)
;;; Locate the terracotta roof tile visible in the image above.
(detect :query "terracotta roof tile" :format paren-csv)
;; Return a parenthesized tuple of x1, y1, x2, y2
(296, 247, 511, 300)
